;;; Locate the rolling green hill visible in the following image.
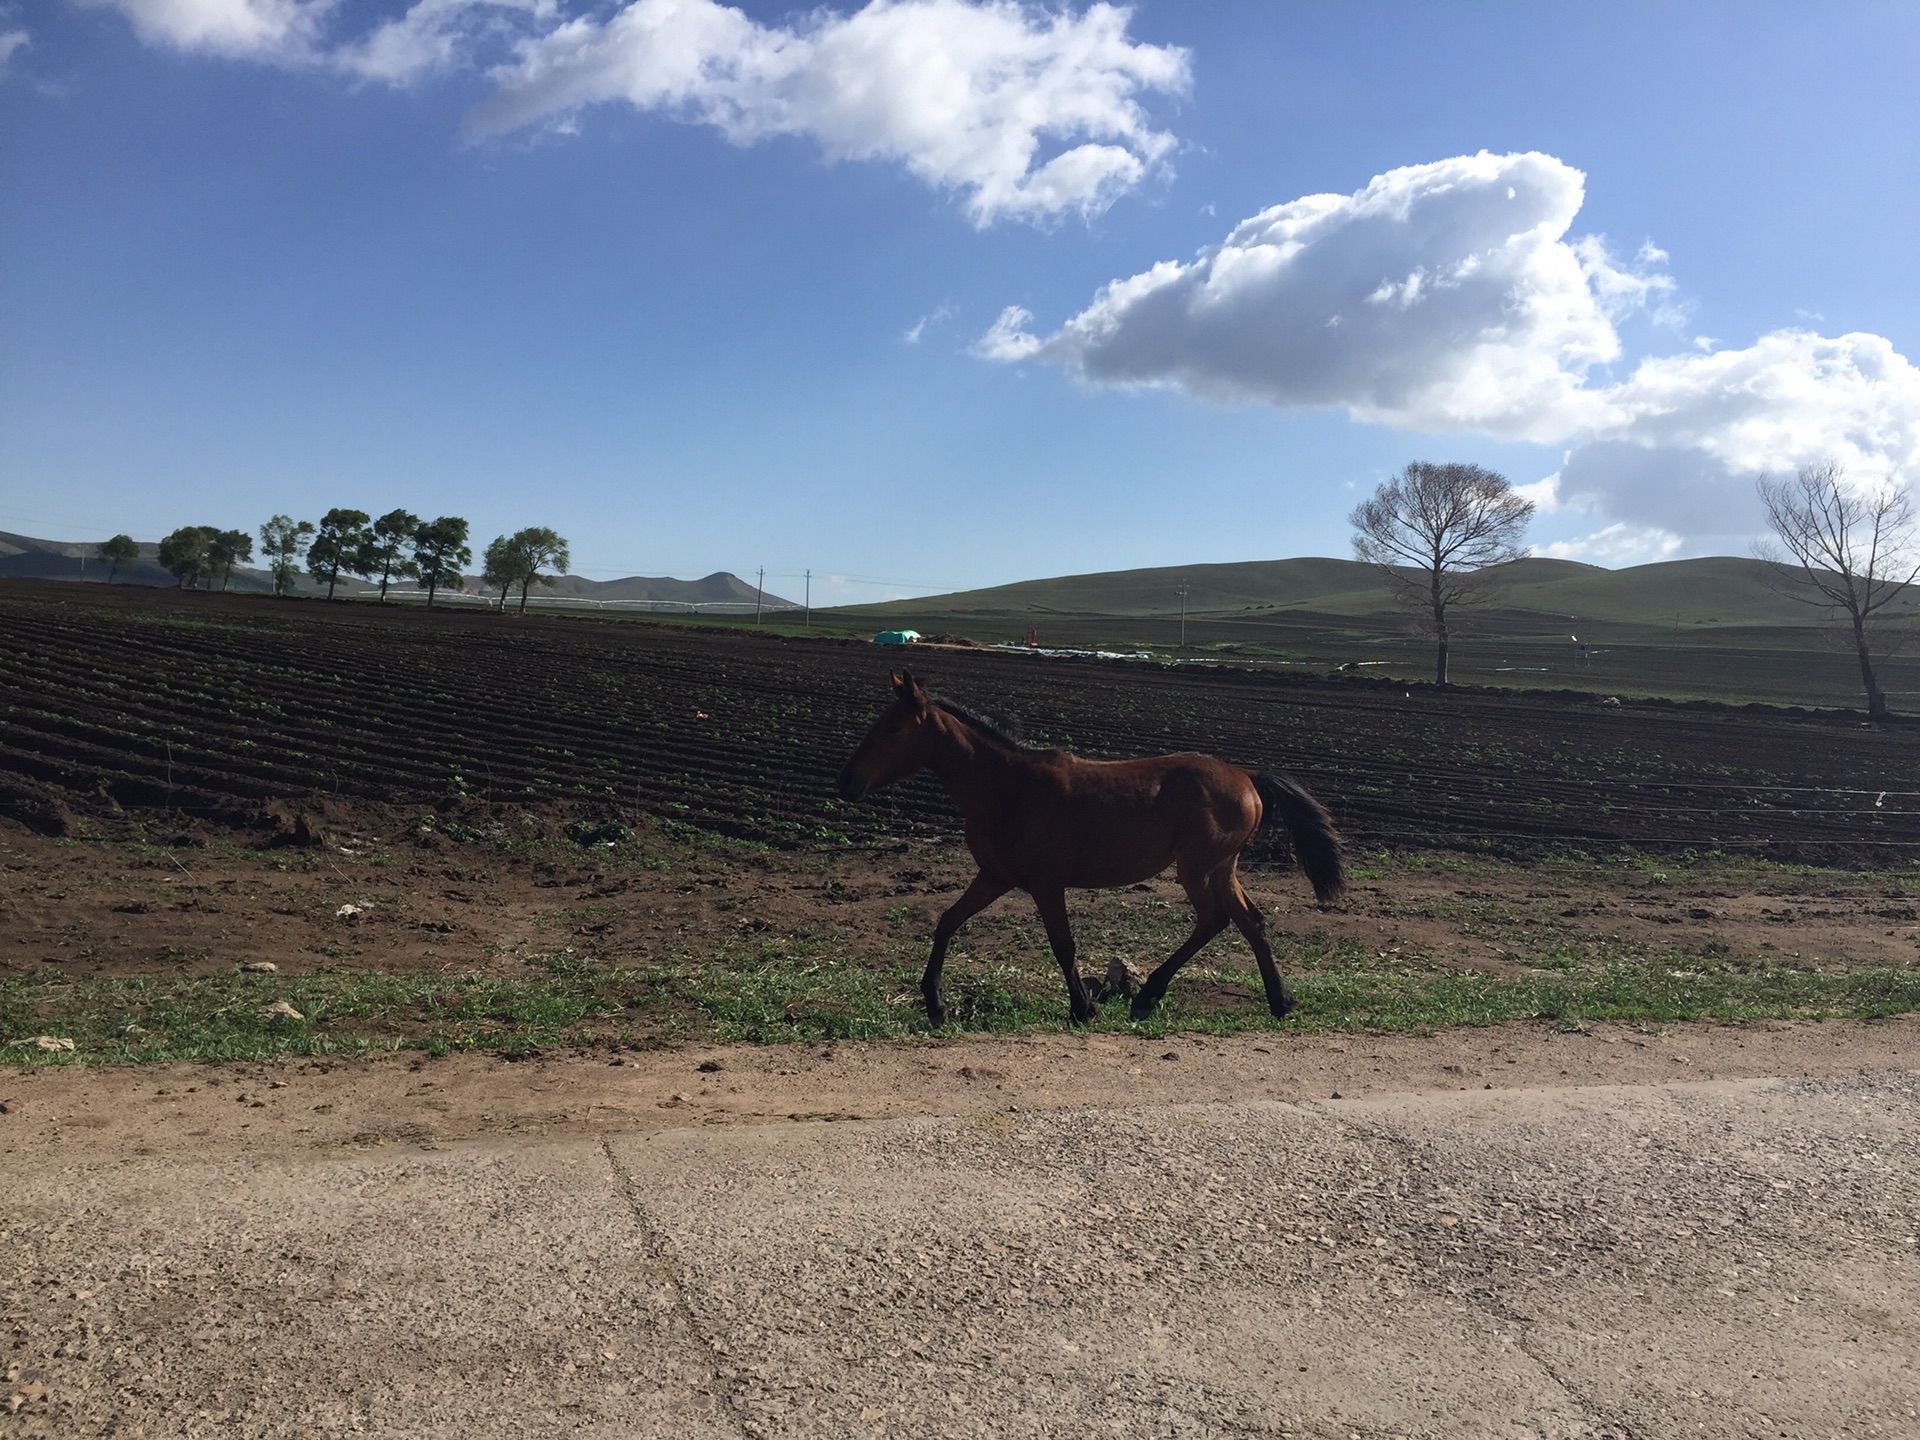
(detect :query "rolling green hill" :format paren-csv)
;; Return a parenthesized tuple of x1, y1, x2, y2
(831, 554, 1918, 632)
(821, 554, 1920, 709)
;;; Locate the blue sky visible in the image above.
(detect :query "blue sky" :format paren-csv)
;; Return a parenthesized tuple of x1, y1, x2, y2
(4, 1, 1917, 603)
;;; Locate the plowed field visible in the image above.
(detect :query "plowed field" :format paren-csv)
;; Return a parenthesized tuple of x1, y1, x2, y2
(3, 580, 1918, 862)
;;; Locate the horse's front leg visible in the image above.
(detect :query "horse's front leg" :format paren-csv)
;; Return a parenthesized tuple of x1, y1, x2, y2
(922, 871, 1011, 1026)
(1031, 887, 1096, 1025)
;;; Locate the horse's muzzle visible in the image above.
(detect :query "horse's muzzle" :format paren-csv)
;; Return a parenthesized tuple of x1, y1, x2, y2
(837, 769, 870, 802)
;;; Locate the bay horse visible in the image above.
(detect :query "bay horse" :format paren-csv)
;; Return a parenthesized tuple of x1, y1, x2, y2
(837, 670, 1346, 1026)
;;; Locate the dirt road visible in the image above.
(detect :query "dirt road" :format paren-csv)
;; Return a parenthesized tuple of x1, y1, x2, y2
(6, 1022, 1918, 1438)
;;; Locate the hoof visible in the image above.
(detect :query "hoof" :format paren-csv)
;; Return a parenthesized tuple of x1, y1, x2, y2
(925, 1001, 948, 1028)
(1129, 993, 1160, 1023)
(1269, 991, 1296, 1021)
(1068, 1001, 1098, 1027)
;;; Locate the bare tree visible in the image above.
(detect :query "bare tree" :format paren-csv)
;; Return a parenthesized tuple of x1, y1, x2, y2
(1350, 461, 1535, 685)
(1757, 460, 1918, 718)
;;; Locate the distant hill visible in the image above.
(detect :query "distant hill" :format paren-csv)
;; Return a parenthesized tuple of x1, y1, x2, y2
(493, 571, 791, 607)
(830, 554, 1920, 631)
(0, 531, 278, 592)
(0, 532, 790, 608)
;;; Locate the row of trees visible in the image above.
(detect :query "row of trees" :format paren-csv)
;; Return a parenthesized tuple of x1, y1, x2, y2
(1348, 458, 1916, 716)
(120, 512, 574, 611)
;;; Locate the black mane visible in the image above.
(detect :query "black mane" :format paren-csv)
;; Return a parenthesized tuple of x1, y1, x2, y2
(931, 695, 1032, 752)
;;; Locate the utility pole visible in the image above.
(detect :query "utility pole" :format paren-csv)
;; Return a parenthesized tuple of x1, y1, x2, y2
(755, 567, 765, 624)
(804, 569, 812, 628)
(1176, 582, 1189, 652)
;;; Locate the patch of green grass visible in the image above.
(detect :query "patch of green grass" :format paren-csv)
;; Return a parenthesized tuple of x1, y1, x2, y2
(5, 930, 1917, 1066)
(1352, 845, 1920, 898)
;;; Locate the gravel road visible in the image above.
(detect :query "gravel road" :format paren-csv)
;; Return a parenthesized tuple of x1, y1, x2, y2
(4, 1024, 1917, 1438)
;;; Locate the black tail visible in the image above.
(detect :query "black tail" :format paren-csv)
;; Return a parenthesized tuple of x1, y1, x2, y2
(1252, 772, 1347, 906)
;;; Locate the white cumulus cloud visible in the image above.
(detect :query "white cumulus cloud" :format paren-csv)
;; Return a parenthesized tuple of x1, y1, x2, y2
(1596, 329, 1920, 487)
(981, 151, 1636, 437)
(75, 0, 557, 81)
(334, 0, 559, 84)
(465, 0, 1190, 225)
(983, 150, 1920, 544)
(71, 0, 328, 61)
(75, 0, 1188, 222)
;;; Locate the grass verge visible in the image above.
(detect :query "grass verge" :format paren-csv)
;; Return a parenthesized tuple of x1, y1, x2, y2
(5, 937, 1917, 1066)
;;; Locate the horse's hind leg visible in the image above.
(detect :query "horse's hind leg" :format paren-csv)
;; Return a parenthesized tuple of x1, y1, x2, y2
(923, 871, 1011, 1026)
(1229, 878, 1295, 1020)
(1031, 886, 1097, 1025)
(1128, 875, 1231, 1022)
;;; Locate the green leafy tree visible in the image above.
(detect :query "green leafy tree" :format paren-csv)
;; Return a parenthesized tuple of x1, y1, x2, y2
(480, 534, 526, 611)
(259, 515, 315, 597)
(410, 515, 471, 608)
(209, 529, 253, 590)
(1350, 462, 1534, 686)
(97, 534, 139, 583)
(360, 508, 421, 601)
(157, 526, 219, 588)
(508, 526, 570, 614)
(307, 508, 373, 600)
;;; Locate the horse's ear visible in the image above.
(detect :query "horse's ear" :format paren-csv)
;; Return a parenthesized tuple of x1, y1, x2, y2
(889, 671, 906, 694)
(894, 669, 924, 701)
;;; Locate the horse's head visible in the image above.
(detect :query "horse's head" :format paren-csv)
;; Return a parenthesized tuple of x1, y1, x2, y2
(839, 670, 936, 801)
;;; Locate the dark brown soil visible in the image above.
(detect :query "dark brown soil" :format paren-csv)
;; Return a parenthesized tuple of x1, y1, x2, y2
(4, 579, 1919, 866)
(5, 812, 1913, 985)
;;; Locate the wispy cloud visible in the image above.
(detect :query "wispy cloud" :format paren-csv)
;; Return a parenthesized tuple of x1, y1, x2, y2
(903, 303, 955, 344)
(0, 24, 29, 78)
(1535, 522, 1683, 565)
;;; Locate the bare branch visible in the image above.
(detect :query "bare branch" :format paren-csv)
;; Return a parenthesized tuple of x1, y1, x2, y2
(1350, 461, 1534, 685)
(1755, 459, 1918, 717)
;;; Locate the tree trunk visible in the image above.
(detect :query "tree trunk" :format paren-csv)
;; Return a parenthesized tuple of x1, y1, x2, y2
(379, 557, 392, 602)
(519, 578, 531, 615)
(426, 574, 437, 609)
(497, 582, 509, 610)
(1854, 618, 1887, 717)
(1430, 571, 1449, 687)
